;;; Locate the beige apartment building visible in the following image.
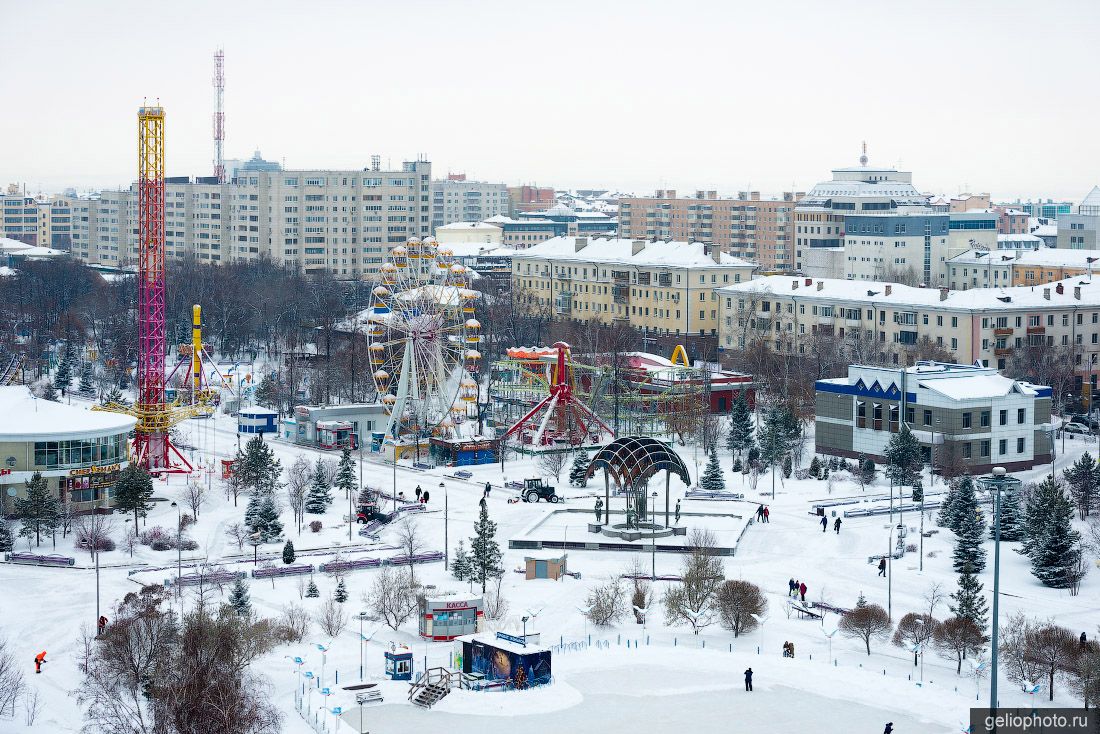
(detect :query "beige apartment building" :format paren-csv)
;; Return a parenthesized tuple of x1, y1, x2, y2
(511, 236, 757, 340)
(718, 274, 1100, 391)
(618, 190, 798, 270)
(69, 161, 432, 277)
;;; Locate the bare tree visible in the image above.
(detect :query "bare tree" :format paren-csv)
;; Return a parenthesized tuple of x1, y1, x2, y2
(585, 577, 628, 627)
(999, 612, 1044, 687)
(1072, 647, 1100, 710)
(936, 615, 987, 674)
(225, 522, 249, 551)
(924, 582, 945, 620)
(74, 513, 115, 558)
(180, 481, 207, 521)
(840, 599, 893, 655)
(892, 613, 940, 665)
(0, 637, 25, 719)
(663, 529, 724, 634)
(21, 687, 41, 726)
(394, 518, 426, 585)
(286, 456, 311, 533)
(315, 597, 349, 637)
(1026, 622, 1079, 701)
(365, 566, 417, 631)
(484, 575, 509, 623)
(714, 580, 767, 638)
(537, 451, 569, 484)
(275, 603, 311, 644)
(625, 557, 653, 624)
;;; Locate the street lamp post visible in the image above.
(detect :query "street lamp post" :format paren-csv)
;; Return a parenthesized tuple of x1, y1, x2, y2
(441, 481, 448, 571)
(94, 499, 102, 633)
(976, 466, 1021, 719)
(356, 612, 370, 680)
(316, 643, 329, 690)
(170, 501, 181, 594)
(650, 491, 659, 581)
(521, 615, 529, 648)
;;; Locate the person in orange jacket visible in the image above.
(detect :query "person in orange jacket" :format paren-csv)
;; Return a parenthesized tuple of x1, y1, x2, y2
(34, 651, 46, 674)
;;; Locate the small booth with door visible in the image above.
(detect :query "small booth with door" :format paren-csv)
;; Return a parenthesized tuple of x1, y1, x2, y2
(238, 406, 278, 434)
(316, 420, 354, 450)
(384, 644, 413, 681)
(419, 596, 483, 641)
(525, 554, 567, 580)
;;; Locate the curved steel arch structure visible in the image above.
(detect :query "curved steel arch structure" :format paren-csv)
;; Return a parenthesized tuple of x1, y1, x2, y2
(585, 436, 690, 528)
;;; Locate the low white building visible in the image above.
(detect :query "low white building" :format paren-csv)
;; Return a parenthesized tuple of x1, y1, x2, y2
(434, 221, 503, 247)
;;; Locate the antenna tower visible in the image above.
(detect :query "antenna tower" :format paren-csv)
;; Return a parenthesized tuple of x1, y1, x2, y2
(213, 49, 226, 183)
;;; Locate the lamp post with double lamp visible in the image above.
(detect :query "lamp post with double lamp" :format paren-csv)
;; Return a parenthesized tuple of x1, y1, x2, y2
(976, 466, 1021, 719)
(169, 501, 182, 594)
(355, 612, 372, 680)
(650, 491, 659, 581)
(521, 616, 529, 648)
(316, 643, 329, 689)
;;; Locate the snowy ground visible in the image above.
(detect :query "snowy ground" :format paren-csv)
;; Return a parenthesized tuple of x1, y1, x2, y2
(3, 398, 1099, 733)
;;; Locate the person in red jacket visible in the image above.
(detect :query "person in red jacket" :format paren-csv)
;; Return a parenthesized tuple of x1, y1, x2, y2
(799, 581, 807, 602)
(34, 651, 46, 674)
(762, 506, 770, 523)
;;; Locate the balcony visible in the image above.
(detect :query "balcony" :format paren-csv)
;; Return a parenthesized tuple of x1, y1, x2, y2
(993, 327, 1013, 336)
(994, 347, 1014, 357)
(818, 315, 834, 325)
(845, 318, 863, 328)
(1026, 326, 1045, 335)
(612, 285, 631, 305)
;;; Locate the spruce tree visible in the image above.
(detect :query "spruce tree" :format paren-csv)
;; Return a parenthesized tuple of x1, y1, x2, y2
(1029, 482, 1082, 588)
(282, 540, 296, 564)
(732, 457, 743, 473)
(947, 475, 979, 534)
(953, 506, 987, 573)
(938, 477, 960, 528)
(991, 486, 1025, 542)
(451, 539, 472, 581)
(334, 578, 348, 603)
(726, 392, 754, 458)
(809, 456, 822, 479)
(568, 452, 591, 487)
(228, 577, 251, 616)
(256, 496, 283, 542)
(949, 565, 989, 633)
(1063, 452, 1099, 519)
(244, 492, 263, 535)
(234, 435, 282, 497)
(254, 374, 281, 410)
(77, 361, 95, 397)
(53, 354, 72, 393)
(102, 386, 129, 408)
(782, 454, 793, 479)
(700, 449, 725, 491)
(306, 579, 320, 598)
(40, 381, 58, 402)
(860, 458, 876, 488)
(304, 458, 332, 514)
(884, 424, 922, 489)
(1021, 478, 1061, 560)
(469, 503, 504, 592)
(0, 517, 12, 552)
(113, 464, 154, 527)
(14, 472, 61, 547)
(334, 447, 356, 500)
(746, 445, 760, 465)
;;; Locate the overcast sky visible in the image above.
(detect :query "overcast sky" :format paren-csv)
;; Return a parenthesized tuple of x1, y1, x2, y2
(2, 0, 1098, 201)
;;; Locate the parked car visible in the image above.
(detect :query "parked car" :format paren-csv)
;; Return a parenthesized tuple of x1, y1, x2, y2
(1063, 422, 1092, 436)
(1068, 414, 1099, 430)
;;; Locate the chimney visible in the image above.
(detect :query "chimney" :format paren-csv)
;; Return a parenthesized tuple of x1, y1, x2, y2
(885, 285, 893, 296)
(631, 239, 645, 255)
(792, 279, 799, 290)
(708, 190, 718, 200)
(695, 190, 705, 199)
(939, 287, 949, 301)
(1075, 286, 1082, 300)
(1043, 287, 1050, 300)
(575, 237, 588, 252)
(1056, 283, 1064, 295)
(750, 191, 761, 201)
(816, 280, 824, 291)
(711, 244, 722, 263)
(805, 278, 812, 286)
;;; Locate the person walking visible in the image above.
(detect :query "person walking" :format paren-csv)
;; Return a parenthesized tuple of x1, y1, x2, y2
(833, 517, 842, 534)
(883, 723, 893, 734)
(479, 496, 487, 510)
(422, 490, 430, 503)
(34, 651, 46, 675)
(415, 486, 422, 501)
(788, 578, 796, 597)
(820, 515, 828, 532)
(756, 505, 764, 522)
(799, 581, 807, 603)
(878, 557, 887, 577)
(97, 615, 108, 636)
(762, 506, 770, 523)
(744, 667, 753, 691)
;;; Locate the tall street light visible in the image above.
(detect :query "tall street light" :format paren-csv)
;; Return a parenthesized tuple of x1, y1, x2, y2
(650, 491, 659, 581)
(976, 466, 1021, 719)
(441, 481, 448, 571)
(169, 501, 182, 595)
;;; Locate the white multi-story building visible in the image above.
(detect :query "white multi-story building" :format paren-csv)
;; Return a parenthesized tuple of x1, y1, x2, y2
(69, 161, 432, 276)
(431, 176, 509, 233)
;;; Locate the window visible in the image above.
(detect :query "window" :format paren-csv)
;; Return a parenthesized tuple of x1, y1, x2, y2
(1017, 408, 1026, 424)
(963, 442, 972, 459)
(1017, 437, 1026, 453)
(923, 409, 932, 426)
(873, 403, 883, 430)
(962, 412, 972, 429)
(980, 440, 990, 457)
(856, 401, 866, 428)
(980, 411, 991, 428)
(999, 410, 1007, 426)
(999, 439, 1007, 455)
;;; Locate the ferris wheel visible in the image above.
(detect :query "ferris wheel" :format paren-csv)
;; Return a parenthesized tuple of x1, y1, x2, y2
(366, 237, 482, 441)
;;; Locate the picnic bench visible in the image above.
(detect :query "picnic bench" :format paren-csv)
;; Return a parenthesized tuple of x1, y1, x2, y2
(789, 601, 822, 620)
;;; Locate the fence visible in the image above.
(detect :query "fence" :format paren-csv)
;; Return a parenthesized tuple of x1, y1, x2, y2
(252, 563, 315, 579)
(6, 552, 75, 567)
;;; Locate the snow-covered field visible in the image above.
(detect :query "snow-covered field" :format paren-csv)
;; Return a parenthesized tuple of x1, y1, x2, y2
(3, 399, 1098, 734)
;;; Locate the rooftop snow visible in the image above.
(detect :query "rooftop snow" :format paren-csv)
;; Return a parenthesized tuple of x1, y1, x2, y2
(718, 274, 1100, 311)
(515, 237, 755, 269)
(949, 247, 1100, 268)
(918, 373, 1026, 401)
(435, 221, 502, 232)
(0, 386, 136, 441)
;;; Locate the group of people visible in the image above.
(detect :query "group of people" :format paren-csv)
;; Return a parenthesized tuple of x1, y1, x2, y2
(787, 578, 807, 602)
(781, 640, 796, 658)
(819, 515, 842, 533)
(754, 505, 770, 523)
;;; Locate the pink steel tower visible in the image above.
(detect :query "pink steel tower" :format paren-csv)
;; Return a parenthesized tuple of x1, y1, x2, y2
(213, 49, 225, 183)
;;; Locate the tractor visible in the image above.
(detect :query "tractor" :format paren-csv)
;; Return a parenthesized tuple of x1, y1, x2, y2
(521, 478, 561, 503)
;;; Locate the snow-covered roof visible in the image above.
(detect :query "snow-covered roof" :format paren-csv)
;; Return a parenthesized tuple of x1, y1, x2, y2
(0, 237, 32, 252)
(718, 274, 1100, 311)
(801, 181, 925, 199)
(0, 386, 137, 441)
(435, 221, 502, 232)
(515, 237, 755, 269)
(949, 247, 1100, 268)
(239, 406, 279, 416)
(918, 373, 1028, 401)
(13, 245, 64, 258)
(1080, 185, 1100, 208)
(997, 233, 1043, 243)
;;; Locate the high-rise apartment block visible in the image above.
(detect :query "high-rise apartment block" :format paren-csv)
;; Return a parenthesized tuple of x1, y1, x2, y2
(431, 174, 508, 232)
(508, 185, 555, 215)
(1057, 186, 1100, 250)
(70, 161, 432, 276)
(618, 190, 798, 270)
(1, 189, 39, 245)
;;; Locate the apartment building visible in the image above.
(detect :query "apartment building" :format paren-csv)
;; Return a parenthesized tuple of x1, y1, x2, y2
(484, 207, 616, 250)
(1, 191, 39, 245)
(841, 211, 950, 285)
(999, 199, 1073, 220)
(717, 274, 1100, 391)
(431, 175, 508, 232)
(508, 185, 555, 215)
(947, 247, 1100, 289)
(816, 362, 1052, 473)
(617, 190, 798, 270)
(37, 197, 74, 249)
(511, 236, 757, 341)
(1056, 185, 1100, 250)
(70, 160, 432, 276)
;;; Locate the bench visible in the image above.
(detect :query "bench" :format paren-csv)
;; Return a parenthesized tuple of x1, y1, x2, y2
(319, 557, 381, 573)
(790, 602, 822, 620)
(7, 553, 76, 567)
(251, 563, 314, 579)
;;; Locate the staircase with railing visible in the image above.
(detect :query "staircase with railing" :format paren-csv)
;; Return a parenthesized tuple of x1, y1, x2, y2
(408, 667, 454, 709)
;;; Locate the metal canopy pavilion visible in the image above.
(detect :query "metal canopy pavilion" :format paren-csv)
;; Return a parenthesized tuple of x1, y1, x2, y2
(585, 436, 690, 529)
